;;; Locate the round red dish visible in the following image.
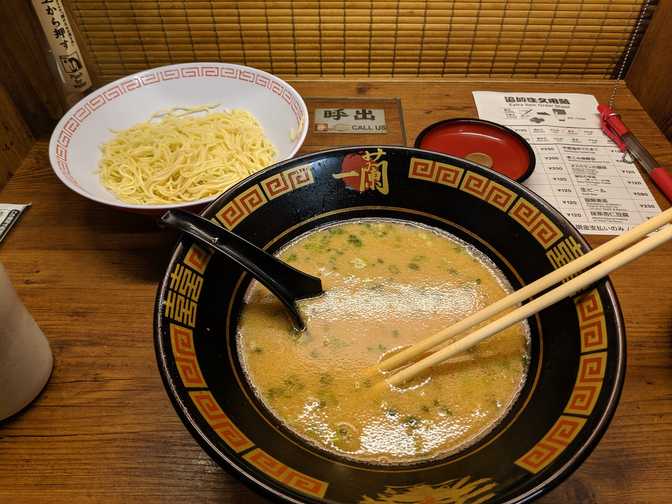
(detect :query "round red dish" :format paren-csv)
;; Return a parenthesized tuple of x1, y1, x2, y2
(415, 118, 535, 182)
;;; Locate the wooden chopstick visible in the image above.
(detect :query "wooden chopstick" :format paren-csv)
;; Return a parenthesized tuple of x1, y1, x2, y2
(377, 207, 672, 374)
(382, 222, 672, 387)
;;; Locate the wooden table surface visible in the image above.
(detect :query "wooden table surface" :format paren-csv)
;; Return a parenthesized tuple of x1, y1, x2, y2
(1, 79, 671, 503)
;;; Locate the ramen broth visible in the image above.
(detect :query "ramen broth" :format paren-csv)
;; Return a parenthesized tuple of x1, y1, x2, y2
(238, 220, 529, 464)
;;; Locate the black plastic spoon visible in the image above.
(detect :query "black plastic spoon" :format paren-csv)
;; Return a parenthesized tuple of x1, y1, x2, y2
(160, 209, 324, 331)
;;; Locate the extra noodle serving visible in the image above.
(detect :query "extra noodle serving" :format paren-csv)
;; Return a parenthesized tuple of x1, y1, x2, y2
(98, 106, 277, 204)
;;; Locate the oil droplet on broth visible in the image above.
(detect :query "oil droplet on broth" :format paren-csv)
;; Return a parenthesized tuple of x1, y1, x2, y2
(237, 218, 530, 464)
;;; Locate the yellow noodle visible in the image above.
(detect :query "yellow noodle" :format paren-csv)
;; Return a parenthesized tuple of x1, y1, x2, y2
(98, 106, 277, 204)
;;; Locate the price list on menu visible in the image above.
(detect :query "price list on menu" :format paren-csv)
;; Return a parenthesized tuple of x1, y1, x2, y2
(473, 92, 660, 235)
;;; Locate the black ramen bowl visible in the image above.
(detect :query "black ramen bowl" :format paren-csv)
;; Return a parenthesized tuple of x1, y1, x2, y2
(154, 146, 625, 503)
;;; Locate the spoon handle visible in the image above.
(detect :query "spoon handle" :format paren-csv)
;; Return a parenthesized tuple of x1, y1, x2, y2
(160, 210, 323, 331)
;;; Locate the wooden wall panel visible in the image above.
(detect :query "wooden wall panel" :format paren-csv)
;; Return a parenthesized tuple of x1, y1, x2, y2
(626, 0, 672, 140)
(0, 0, 66, 138)
(0, 83, 33, 190)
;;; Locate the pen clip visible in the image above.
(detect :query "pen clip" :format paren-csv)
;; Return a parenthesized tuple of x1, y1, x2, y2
(597, 103, 630, 152)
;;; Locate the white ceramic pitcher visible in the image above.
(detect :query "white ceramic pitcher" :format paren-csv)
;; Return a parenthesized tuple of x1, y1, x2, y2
(0, 262, 53, 420)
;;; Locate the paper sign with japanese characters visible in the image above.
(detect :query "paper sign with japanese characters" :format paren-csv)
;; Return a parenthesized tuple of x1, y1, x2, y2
(473, 91, 661, 235)
(31, 0, 92, 95)
(314, 108, 387, 134)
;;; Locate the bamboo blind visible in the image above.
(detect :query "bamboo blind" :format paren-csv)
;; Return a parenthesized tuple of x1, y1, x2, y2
(67, 0, 655, 83)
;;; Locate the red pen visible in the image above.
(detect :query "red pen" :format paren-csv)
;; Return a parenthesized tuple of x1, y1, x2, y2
(598, 104, 672, 202)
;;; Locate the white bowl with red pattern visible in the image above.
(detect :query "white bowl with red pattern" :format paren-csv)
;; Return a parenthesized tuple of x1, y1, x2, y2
(48, 62, 308, 211)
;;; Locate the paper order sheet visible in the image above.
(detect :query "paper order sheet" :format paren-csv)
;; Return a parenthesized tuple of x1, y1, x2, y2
(473, 91, 661, 235)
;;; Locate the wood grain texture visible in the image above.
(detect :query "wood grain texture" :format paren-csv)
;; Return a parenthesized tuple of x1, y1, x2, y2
(0, 0, 66, 137)
(627, 0, 672, 140)
(0, 79, 671, 504)
(0, 83, 33, 190)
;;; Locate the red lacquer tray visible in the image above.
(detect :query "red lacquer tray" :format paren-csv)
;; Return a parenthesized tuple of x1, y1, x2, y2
(415, 118, 535, 182)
